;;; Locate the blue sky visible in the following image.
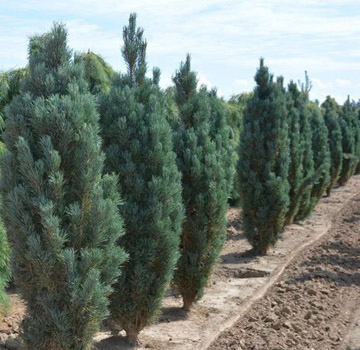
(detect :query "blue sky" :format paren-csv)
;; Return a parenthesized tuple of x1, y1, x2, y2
(0, 0, 359, 103)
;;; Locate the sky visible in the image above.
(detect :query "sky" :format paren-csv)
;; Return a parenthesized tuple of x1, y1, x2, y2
(0, 0, 359, 103)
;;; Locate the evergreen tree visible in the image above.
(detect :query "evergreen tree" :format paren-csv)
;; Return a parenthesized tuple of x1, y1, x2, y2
(0, 24, 126, 350)
(75, 51, 115, 94)
(99, 14, 184, 344)
(227, 93, 250, 206)
(121, 13, 147, 85)
(238, 59, 290, 254)
(163, 86, 181, 126)
(338, 96, 358, 185)
(285, 82, 302, 225)
(0, 68, 28, 124)
(308, 104, 331, 213)
(292, 84, 315, 221)
(172, 55, 234, 310)
(322, 96, 343, 196)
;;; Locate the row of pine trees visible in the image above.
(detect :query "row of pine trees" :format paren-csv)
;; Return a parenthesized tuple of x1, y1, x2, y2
(0, 14, 359, 349)
(238, 61, 360, 255)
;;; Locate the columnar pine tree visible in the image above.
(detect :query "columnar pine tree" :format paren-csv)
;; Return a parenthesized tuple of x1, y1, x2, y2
(322, 96, 343, 196)
(293, 86, 315, 221)
(99, 14, 184, 344)
(338, 97, 358, 185)
(172, 55, 234, 310)
(0, 24, 126, 350)
(238, 59, 290, 254)
(285, 82, 303, 225)
(308, 104, 331, 210)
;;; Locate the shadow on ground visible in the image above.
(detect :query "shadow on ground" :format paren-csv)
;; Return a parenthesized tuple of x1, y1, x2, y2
(221, 249, 260, 265)
(95, 335, 134, 350)
(158, 306, 189, 323)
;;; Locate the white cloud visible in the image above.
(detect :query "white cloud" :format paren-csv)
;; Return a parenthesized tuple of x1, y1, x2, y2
(334, 79, 351, 88)
(197, 73, 213, 89)
(235, 79, 251, 90)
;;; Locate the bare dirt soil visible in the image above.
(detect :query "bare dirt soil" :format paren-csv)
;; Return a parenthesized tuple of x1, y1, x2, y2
(209, 192, 360, 350)
(0, 291, 24, 349)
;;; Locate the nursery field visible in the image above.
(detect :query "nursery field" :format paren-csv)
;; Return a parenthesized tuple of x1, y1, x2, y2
(1, 176, 360, 350)
(1, 13, 360, 350)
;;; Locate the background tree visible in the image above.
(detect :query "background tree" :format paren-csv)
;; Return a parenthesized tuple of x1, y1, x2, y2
(293, 84, 315, 221)
(227, 93, 250, 206)
(75, 51, 115, 94)
(0, 68, 28, 124)
(338, 96, 358, 185)
(238, 59, 290, 254)
(121, 13, 147, 85)
(284, 82, 302, 225)
(99, 14, 184, 344)
(307, 103, 331, 214)
(322, 96, 343, 196)
(172, 55, 234, 310)
(0, 23, 126, 350)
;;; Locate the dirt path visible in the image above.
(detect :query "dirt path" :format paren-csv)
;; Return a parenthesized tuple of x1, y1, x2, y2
(208, 193, 360, 350)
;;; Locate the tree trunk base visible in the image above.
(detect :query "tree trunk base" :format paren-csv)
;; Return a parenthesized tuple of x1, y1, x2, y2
(126, 330, 140, 347)
(182, 298, 193, 312)
(253, 246, 268, 256)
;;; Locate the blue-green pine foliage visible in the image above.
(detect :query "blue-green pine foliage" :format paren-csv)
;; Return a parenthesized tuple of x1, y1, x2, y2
(99, 14, 184, 344)
(238, 59, 290, 255)
(308, 104, 331, 211)
(0, 24, 126, 350)
(286, 82, 315, 222)
(285, 82, 303, 225)
(295, 95, 316, 220)
(338, 97, 358, 185)
(322, 96, 343, 196)
(172, 55, 234, 310)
